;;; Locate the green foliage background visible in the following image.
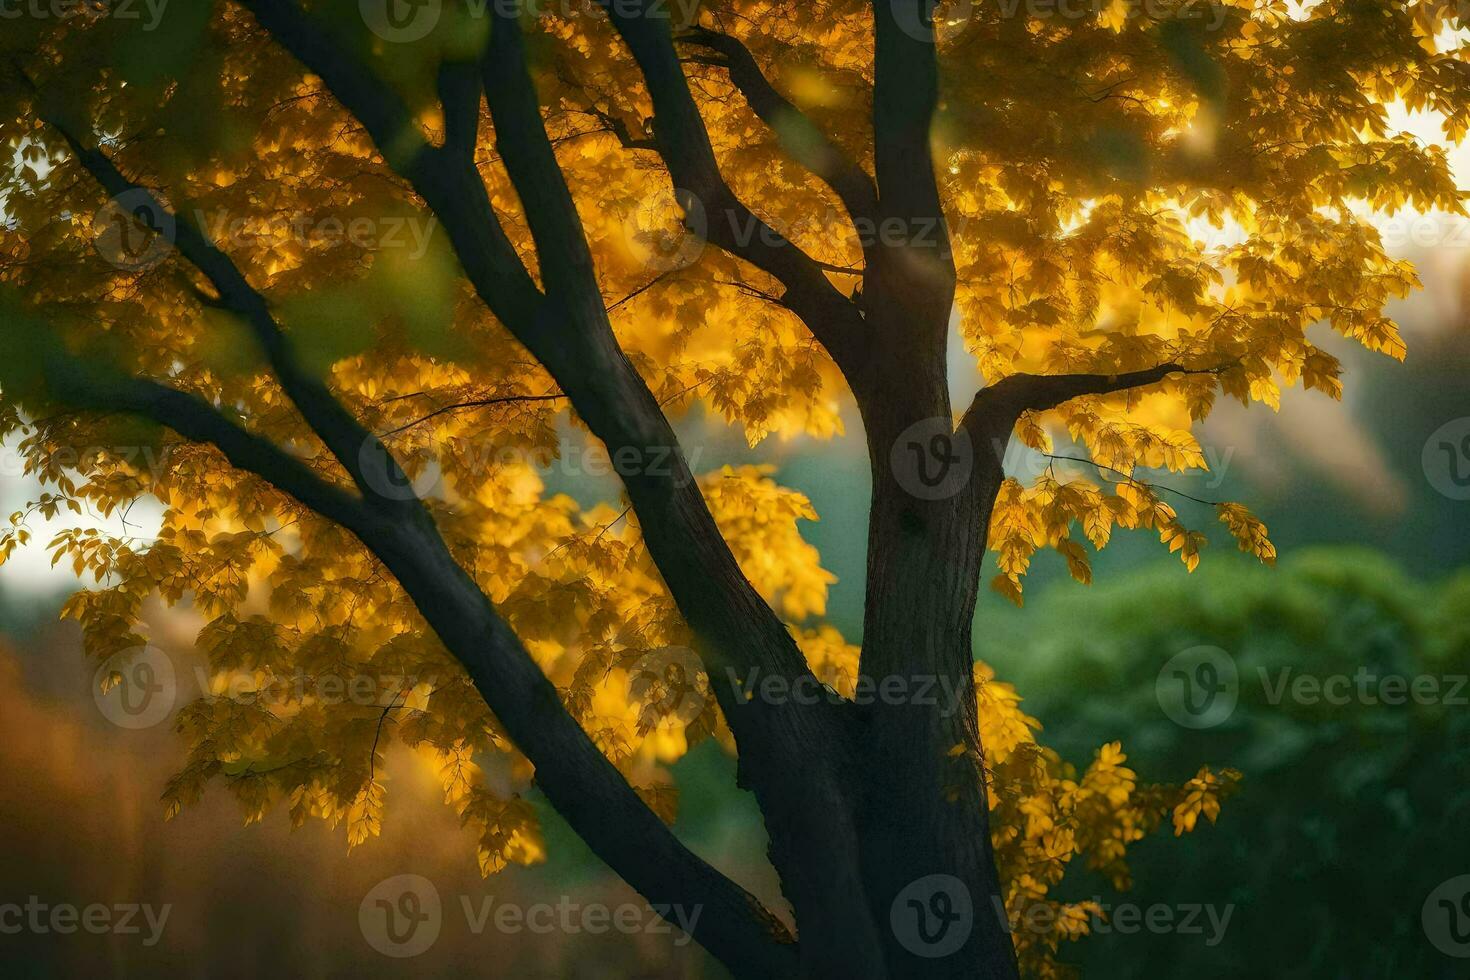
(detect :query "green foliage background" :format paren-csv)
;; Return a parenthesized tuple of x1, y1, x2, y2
(992, 549, 1470, 977)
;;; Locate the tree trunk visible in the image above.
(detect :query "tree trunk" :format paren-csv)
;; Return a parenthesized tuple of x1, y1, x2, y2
(853, 470, 1018, 979)
(836, 270, 1023, 978)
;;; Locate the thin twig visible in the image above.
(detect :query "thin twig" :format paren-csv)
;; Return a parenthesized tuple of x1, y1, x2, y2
(538, 503, 634, 566)
(608, 269, 679, 313)
(367, 685, 409, 785)
(1035, 452, 1223, 508)
(378, 393, 566, 437)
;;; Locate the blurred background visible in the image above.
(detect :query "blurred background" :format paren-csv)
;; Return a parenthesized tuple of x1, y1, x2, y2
(3, 145, 1470, 980)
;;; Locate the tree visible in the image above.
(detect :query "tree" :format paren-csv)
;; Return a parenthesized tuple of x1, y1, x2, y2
(0, 1, 1463, 976)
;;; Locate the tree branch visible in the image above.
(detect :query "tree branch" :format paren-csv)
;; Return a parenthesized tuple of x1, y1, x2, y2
(861, 0, 957, 345)
(377, 393, 566, 438)
(474, 10, 862, 708)
(244, 0, 834, 695)
(27, 32, 800, 968)
(29, 333, 802, 979)
(872, 0, 947, 238)
(1035, 452, 1227, 508)
(33, 99, 413, 509)
(232, 4, 841, 971)
(437, 57, 483, 164)
(570, 102, 659, 152)
(476, 13, 884, 974)
(678, 27, 878, 227)
(245, 0, 427, 165)
(246, 0, 547, 334)
(42, 355, 367, 530)
(595, 1, 868, 374)
(958, 361, 1233, 470)
(965, 362, 1223, 421)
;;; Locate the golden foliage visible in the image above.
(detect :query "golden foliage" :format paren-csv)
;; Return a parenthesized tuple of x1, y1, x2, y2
(1, 0, 1463, 970)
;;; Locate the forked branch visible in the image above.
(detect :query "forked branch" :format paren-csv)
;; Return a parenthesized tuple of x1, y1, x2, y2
(679, 26, 878, 227)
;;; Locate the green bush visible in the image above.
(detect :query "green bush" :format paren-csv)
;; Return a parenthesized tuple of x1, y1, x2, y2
(993, 548, 1470, 978)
